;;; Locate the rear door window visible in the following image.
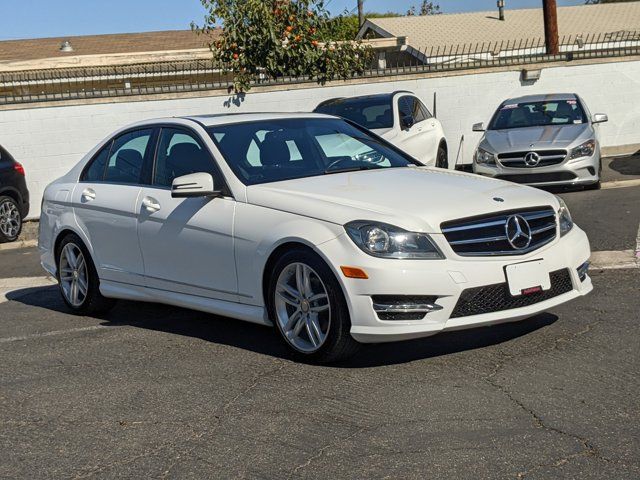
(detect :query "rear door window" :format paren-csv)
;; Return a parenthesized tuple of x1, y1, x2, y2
(82, 142, 112, 182)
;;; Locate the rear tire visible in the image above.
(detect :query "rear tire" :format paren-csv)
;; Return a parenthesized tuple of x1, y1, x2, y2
(0, 196, 22, 243)
(56, 233, 116, 315)
(436, 145, 448, 169)
(267, 248, 360, 363)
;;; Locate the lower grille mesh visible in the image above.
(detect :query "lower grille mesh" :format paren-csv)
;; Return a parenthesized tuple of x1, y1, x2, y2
(450, 268, 573, 318)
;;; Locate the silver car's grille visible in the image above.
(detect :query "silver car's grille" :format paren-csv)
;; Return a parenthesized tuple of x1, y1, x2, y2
(441, 207, 557, 256)
(498, 149, 567, 168)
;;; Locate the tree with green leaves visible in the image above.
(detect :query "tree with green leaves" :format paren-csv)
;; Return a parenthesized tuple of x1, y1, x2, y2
(407, 1, 442, 16)
(193, 0, 372, 93)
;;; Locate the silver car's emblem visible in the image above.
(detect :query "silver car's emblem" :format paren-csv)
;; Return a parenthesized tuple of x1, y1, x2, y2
(524, 152, 540, 167)
(505, 215, 532, 250)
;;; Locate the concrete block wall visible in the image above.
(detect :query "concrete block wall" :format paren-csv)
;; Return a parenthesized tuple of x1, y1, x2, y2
(1, 59, 639, 219)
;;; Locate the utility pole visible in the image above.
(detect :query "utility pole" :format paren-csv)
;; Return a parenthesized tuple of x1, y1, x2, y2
(358, 0, 364, 27)
(542, 0, 559, 55)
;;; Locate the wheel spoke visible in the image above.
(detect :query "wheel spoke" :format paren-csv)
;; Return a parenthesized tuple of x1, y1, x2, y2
(292, 313, 306, 337)
(310, 304, 329, 313)
(276, 289, 299, 307)
(295, 264, 306, 297)
(77, 276, 88, 296)
(284, 310, 302, 332)
(305, 317, 320, 347)
(70, 280, 79, 304)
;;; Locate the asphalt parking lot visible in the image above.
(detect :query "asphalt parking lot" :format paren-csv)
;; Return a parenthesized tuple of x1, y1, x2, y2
(0, 157, 639, 479)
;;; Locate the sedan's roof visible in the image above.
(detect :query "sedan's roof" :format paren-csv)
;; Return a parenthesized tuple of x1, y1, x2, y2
(184, 112, 335, 127)
(503, 93, 578, 105)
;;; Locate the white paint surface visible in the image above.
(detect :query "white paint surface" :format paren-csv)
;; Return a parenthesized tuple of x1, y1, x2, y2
(1, 60, 639, 219)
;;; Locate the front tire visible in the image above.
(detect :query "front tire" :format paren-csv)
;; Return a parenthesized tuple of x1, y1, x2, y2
(0, 196, 22, 243)
(56, 233, 116, 315)
(436, 145, 448, 169)
(267, 248, 360, 363)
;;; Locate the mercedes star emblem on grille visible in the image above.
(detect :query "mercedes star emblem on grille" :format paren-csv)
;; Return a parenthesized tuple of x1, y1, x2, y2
(524, 151, 541, 167)
(505, 214, 532, 250)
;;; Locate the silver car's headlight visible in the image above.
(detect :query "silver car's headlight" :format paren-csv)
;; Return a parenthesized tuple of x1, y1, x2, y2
(556, 196, 573, 236)
(569, 139, 595, 160)
(475, 147, 496, 165)
(345, 221, 444, 259)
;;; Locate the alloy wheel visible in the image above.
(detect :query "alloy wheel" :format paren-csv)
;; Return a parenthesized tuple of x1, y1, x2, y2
(0, 201, 20, 239)
(59, 243, 89, 307)
(274, 262, 331, 353)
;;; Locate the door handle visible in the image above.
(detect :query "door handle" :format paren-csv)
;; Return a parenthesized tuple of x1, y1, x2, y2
(81, 188, 96, 202)
(142, 196, 161, 213)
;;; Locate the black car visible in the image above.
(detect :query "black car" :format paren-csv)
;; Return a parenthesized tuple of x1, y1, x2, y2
(0, 145, 29, 242)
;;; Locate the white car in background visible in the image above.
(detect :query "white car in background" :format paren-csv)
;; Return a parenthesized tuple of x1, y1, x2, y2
(39, 113, 592, 363)
(314, 91, 449, 168)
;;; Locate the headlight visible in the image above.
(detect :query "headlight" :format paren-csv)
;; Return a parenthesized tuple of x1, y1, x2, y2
(345, 221, 444, 259)
(475, 147, 496, 165)
(556, 196, 573, 236)
(569, 139, 595, 160)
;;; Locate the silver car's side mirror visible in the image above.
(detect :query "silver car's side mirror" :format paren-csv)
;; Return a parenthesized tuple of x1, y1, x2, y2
(592, 113, 608, 124)
(171, 172, 221, 199)
(472, 122, 485, 132)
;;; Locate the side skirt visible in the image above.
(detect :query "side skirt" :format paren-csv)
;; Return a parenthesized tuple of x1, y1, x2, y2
(100, 280, 272, 327)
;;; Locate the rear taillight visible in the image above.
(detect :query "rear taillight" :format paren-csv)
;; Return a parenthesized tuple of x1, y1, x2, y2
(14, 162, 25, 176)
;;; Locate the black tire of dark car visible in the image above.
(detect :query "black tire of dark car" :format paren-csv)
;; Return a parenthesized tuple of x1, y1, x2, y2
(267, 248, 361, 363)
(0, 195, 22, 243)
(436, 145, 448, 169)
(55, 233, 117, 315)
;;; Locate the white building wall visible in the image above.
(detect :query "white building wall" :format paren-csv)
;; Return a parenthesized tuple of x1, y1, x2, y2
(1, 59, 639, 219)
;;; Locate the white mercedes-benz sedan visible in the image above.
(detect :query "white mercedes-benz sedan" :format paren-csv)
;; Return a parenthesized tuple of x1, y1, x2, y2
(39, 113, 593, 362)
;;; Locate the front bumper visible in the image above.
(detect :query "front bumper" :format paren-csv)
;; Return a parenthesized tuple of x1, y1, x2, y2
(317, 226, 592, 343)
(474, 151, 600, 186)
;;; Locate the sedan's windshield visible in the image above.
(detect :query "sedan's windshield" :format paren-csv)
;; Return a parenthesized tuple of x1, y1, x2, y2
(314, 97, 394, 130)
(489, 99, 588, 130)
(207, 118, 416, 186)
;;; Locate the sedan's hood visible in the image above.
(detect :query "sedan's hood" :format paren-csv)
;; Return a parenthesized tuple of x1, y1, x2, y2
(246, 168, 558, 233)
(484, 124, 593, 152)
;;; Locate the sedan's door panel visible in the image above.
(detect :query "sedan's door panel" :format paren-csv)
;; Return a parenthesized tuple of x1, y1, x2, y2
(137, 191, 238, 301)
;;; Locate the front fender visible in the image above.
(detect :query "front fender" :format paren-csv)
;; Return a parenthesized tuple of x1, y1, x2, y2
(234, 203, 344, 307)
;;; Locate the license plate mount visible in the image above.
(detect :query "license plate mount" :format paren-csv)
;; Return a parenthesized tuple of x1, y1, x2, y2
(505, 260, 551, 297)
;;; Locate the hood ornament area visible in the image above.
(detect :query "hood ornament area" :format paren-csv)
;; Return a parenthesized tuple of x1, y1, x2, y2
(505, 214, 532, 250)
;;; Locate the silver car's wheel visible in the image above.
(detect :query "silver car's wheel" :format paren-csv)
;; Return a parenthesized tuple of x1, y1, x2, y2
(0, 199, 21, 240)
(59, 242, 89, 307)
(274, 262, 331, 353)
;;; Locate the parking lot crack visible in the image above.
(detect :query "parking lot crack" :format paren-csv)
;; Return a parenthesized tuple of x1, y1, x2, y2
(288, 425, 369, 479)
(482, 374, 609, 478)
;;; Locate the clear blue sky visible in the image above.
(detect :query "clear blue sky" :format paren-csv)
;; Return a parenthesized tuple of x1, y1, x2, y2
(0, 0, 587, 41)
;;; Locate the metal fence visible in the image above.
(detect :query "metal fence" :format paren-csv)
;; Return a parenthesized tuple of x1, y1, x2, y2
(1, 31, 638, 106)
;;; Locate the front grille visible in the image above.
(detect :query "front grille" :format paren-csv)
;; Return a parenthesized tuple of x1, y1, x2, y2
(450, 268, 573, 318)
(498, 149, 567, 168)
(441, 207, 557, 256)
(495, 172, 576, 184)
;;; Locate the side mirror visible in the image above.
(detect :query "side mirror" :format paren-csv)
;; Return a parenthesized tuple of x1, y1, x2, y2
(592, 113, 608, 124)
(472, 122, 485, 132)
(171, 172, 221, 199)
(401, 115, 415, 130)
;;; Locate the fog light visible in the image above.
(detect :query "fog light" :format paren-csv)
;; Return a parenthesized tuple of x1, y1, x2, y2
(371, 295, 442, 320)
(577, 261, 589, 282)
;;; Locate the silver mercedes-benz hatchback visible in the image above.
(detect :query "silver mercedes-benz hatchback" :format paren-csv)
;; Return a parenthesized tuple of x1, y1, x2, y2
(472, 94, 608, 189)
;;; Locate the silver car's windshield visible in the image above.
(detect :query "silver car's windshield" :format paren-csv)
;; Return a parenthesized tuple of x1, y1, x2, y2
(207, 118, 418, 186)
(489, 99, 588, 130)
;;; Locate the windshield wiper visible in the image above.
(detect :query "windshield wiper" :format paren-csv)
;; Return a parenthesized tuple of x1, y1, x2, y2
(324, 165, 383, 175)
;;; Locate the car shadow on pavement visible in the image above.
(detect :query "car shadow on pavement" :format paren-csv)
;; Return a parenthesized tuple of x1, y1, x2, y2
(609, 153, 640, 176)
(5, 286, 557, 367)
